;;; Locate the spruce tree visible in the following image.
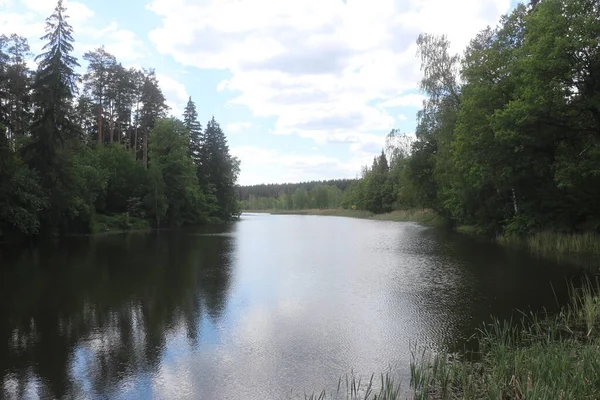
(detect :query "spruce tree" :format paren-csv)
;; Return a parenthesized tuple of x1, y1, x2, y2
(202, 117, 240, 218)
(22, 0, 82, 234)
(182, 96, 203, 169)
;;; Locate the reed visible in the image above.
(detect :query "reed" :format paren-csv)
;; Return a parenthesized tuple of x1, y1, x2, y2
(498, 231, 600, 267)
(302, 279, 600, 399)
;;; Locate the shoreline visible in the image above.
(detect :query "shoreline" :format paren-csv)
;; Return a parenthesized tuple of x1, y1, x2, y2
(243, 208, 444, 225)
(243, 209, 600, 270)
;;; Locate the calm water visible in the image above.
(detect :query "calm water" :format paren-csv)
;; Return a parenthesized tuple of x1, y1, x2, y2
(0, 213, 583, 399)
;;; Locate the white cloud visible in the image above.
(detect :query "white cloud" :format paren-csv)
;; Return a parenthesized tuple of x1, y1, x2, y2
(79, 21, 146, 62)
(156, 73, 190, 115)
(231, 146, 369, 185)
(148, 0, 512, 145)
(379, 93, 426, 109)
(19, 0, 94, 30)
(397, 114, 408, 121)
(227, 122, 252, 133)
(1, 1, 145, 67)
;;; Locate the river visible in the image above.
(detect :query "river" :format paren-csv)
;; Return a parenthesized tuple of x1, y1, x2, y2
(0, 213, 582, 399)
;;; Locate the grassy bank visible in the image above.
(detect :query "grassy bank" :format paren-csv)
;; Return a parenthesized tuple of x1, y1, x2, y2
(304, 279, 600, 399)
(244, 209, 443, 226)
(498, 231, 600, 268)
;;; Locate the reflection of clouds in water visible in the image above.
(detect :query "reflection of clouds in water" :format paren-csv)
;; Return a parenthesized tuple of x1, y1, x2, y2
(2, 214, 574, 400)
(150, 221, 446, 399)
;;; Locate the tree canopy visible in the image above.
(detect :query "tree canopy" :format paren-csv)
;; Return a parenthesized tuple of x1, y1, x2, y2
(0, 1, 241, 239)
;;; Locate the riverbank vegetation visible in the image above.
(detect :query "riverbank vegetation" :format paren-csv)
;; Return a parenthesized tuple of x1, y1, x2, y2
(248, 209, 442, 226)
(305, 279, 600, 399)
(0, 1, 240, 239)
(240, 0, 600, 261)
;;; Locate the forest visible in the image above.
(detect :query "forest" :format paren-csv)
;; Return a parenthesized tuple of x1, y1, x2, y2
(0, 1, 240, 239)
(245, 0, 600, 237)
(238, 179, 355, 210)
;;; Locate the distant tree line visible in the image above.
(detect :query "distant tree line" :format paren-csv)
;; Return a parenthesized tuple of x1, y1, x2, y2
(241, 184, 344, 210)
(0, 0, 240, 239)
(237, 179, 355, 201)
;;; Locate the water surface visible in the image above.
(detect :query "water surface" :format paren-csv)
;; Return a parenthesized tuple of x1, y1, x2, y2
(0, 213, 582, 399)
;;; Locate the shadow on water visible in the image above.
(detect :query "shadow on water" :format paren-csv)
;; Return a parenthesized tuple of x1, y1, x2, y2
(411, 228, 589, 353)
(0, 228, 235, 399)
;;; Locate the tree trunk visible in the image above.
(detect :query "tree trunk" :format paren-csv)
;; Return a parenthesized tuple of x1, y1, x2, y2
(97, 102, 103, 143)
(143, 128, 148, 169)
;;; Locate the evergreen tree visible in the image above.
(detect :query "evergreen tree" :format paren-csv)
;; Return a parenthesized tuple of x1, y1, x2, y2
(22, 0, 84, 235)
(2, 34, 32, 142)
(182, 96, 203, 170)
(202, 117, 240, 218)
(139, 69, 167, 169)
(82, 46, 116, 143)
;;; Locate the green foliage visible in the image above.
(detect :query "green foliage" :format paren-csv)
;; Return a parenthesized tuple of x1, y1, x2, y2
(306, 280, 600, 399)
(241, 184, 344, 211)
(202, 117, 240, 219)
(402, 0, 600, 236)
(410, 280, 600, 399)
(0, 2, 242, 238)
(0, 127, 47, 236)
(148, 118, 211, 226)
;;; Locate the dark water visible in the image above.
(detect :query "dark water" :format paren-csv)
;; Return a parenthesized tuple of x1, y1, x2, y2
(0, 213, 584, 399)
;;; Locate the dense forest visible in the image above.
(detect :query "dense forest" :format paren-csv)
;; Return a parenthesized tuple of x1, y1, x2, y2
(245, 0, 600, 237)
(0, 1, 240, 239)
(403, 0, 600, 235)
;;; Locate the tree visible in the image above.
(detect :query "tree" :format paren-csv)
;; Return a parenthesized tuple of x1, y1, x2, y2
(1, 34, 32, 142)
(202, 117, 240, 218)
(82, 46, 116, 143)
(0, 125, 47, 237)
(22, 0, 86, 235)
(148, 118, 211, 226)
(139, 69, 167, 169)
(182, 96, 204, 172)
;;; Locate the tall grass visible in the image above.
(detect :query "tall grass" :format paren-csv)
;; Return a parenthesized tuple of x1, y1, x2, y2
(498, 231, 600, 267)
(410, 278, 600, 399)
(302, 279, 600, 399)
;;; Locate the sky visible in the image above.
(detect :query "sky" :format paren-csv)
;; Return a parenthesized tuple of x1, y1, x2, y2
(0, 0, 518, 185)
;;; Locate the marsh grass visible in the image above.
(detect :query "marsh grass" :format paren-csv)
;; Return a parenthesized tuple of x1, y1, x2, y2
(498, 231, 600, 268)
(303, 279, 600, 399)
(410, 277, 600, 399)
(302, 372, 402, 400)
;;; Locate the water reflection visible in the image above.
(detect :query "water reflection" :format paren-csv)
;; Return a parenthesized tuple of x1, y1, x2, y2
(1, 229, 235, 399)
(0, 214, 584, 399)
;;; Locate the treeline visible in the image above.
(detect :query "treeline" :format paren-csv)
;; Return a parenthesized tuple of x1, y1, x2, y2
(345, 0, 600, 236)
(237, 179, 355, 201)
(0, 1, 239, 239)
(242, 184, 344, 210)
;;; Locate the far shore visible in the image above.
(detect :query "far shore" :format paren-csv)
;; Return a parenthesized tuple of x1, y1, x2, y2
(242, 208, 443, 225)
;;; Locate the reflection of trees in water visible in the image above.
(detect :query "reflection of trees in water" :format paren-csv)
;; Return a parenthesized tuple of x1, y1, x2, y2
(0, 230, 234, 399)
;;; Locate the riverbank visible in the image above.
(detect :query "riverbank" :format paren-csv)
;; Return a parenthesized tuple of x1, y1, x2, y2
(306, 279, 600, 399)
(244, 209, 444, 226)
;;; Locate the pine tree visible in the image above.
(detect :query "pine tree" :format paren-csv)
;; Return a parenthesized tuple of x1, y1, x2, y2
(202, 117, 240, 218)
(3, 34, 32, 142)
(29, 0, 79, 146)
(182, 96, 203, 168)
(139, 69, 167, 169)
(82, 46, 116, 143)
(22, 0, 82, 234)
